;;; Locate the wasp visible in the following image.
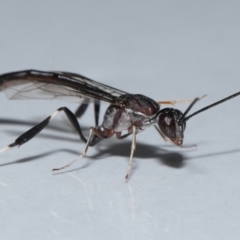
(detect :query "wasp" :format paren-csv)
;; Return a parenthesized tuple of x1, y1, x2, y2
(0, 70, 239, 178)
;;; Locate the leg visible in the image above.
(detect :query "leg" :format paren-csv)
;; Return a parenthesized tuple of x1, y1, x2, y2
(116, 132, 132, 139)
(0, 107, 89, 153)
(75, 100, 100, 127)
(157, 99, 193, 105)
(125, 126, 137, 179)
(53, 128, 95, 171)
(74, 101, 101, 151)
(53, 126, 113, 171)
(157, 95, 207, 106)
(94, 100, 100, 127)
(75, 103, 88, 118)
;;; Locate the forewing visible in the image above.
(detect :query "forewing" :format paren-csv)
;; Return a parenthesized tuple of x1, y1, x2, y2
(3, 82, 91, 103)
(0, 70, 128, 103)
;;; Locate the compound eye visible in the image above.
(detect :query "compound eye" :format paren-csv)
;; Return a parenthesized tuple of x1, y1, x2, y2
(158, 112, 176, 139)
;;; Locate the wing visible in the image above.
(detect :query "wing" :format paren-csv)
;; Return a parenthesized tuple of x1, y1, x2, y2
(0, 70, 129, 103)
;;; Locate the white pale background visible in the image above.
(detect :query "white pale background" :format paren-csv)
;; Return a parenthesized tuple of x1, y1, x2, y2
(0, 1, 240, 240)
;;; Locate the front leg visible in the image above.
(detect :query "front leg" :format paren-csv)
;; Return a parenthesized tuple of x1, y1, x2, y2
(125, 126, 137, 179)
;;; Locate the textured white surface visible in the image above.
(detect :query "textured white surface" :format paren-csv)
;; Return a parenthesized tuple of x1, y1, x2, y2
(0, 1, 240, 239)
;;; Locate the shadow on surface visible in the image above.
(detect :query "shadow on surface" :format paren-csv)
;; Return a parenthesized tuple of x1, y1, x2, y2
(1, 118, 240, 175)
(0, 149, 80, 167)
(93, 141, 186, 168)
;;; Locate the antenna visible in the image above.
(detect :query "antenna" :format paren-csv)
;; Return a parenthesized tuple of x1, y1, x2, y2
(184, 92, 240, 122)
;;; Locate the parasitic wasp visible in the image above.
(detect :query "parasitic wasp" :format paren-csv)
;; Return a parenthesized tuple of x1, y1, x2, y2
(0, 70, 239, 178)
